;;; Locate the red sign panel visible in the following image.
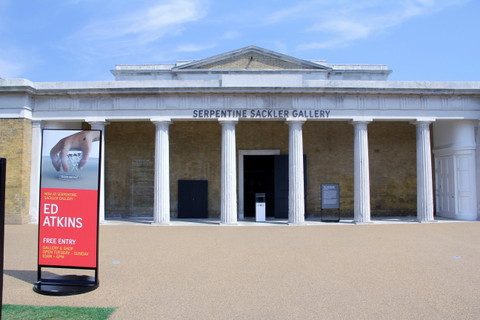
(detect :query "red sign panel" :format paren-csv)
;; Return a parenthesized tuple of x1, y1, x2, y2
(38, 129, 101, 269)
(38, 188, 98, 268)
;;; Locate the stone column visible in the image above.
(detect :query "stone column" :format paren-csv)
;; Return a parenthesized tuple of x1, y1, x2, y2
(152, 119, 171, 224)
(353, 121, 371, 223)
(89, 121, 108, 223)
(476, 120, 480, 219)
(287, 119, 305, 224)
(416, 121, 434, 222)
(219, 118, 238, 225)
(29, 120, 43, 223)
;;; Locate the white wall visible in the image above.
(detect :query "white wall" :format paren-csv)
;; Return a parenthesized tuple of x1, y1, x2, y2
(433, 120, 478, 220)
(433, 120, 476, 150)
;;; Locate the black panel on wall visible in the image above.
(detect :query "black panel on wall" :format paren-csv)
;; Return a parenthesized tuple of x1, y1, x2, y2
(178, 180, 208, 219)
(274, 155, 289, 219)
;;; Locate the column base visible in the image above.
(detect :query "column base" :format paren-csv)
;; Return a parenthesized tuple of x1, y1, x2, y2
(288, 221, 306, 226)
(151, 222, 171, 226)
(417, 219, 437, 223)
(354, 221, 373, 225)
(220, 222, 238, 226)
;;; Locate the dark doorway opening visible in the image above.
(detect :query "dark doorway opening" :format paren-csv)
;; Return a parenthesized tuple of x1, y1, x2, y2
(243, 154, 307, 220)
(244, 155, 275, 218)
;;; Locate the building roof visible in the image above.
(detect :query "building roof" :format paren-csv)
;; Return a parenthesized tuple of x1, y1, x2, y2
(171, 45, 331, 71)
(112, 45, 392, 80)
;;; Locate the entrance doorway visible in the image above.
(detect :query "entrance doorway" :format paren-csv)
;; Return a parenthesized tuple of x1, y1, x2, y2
(238, 150, 280, 220)
(238, 150, 307, 220)
(243, 155, 275, 218)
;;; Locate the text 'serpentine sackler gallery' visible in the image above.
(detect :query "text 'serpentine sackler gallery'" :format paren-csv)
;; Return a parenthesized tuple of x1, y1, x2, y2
(1, 46, 480, 225)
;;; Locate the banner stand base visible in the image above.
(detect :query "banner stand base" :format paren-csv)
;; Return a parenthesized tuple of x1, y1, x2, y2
(33, 275, 98, 296)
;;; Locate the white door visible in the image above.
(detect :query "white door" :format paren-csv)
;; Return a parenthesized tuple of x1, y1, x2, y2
(455, 153, 477, 219)
(446, 156, 455, 215)
(435, 156, 455, 218)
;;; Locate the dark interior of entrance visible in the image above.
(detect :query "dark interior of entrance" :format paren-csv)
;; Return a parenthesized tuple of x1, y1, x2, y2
(244, 155, 275, 218)
(244, 154, 306, 220)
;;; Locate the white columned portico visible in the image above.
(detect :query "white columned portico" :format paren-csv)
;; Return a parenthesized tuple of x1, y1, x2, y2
(88, 119, 108, 223)
(352, 120, 371, 223)
(220, 118, 238, 225)
(29, 120, 43, 223)
(287, 118, 305, 224)
(415, 120, 434, 222)
(152, 118, 171, 224)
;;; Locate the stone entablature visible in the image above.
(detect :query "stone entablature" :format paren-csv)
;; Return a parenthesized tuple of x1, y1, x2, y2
(1, 80, 479, 121)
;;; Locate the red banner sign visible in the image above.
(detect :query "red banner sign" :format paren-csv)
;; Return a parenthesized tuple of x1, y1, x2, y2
(38, 188, 98, 268)
(38, 129, 101, 269)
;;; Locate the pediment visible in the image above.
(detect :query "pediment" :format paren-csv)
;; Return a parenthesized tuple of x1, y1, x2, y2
(174, 46, 330, 71)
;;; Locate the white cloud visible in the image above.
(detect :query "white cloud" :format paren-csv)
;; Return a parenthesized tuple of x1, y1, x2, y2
(266, 0, 469, 50)
(0, 56, 25, 78)
(221, 31, 241, 40)
(271, 41, 288, 54)
(76, 0, 207, 44)
(265, 2, 309, 25)
(60, 0, 209, 65)
(176, 43, 216, 53)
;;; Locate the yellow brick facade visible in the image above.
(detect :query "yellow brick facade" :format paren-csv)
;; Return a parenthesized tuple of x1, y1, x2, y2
(104, 120, 416, 218)
(0, 118, 32, 224)
(105, 121, 155, 217)
(0, 118, 415, 223)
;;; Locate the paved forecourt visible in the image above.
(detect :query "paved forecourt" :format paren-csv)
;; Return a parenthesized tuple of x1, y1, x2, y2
(4, 222, 480, 319)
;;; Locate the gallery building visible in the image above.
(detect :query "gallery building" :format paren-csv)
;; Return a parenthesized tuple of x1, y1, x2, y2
(0, 46, 479, 225)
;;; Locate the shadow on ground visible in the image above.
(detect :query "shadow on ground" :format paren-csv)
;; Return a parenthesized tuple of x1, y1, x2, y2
(4, 270, 64, 284)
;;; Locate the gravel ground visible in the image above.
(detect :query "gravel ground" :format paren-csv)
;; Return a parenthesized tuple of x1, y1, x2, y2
(3, 222, 480, 319)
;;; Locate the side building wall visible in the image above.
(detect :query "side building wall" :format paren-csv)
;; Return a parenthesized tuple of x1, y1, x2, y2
(0, 118, 32, 224)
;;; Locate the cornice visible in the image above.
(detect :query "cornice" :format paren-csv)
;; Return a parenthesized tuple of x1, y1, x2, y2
(0, 79, 479, 96)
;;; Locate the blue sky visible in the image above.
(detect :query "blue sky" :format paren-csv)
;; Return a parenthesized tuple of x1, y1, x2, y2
(0, 0, 478, 82)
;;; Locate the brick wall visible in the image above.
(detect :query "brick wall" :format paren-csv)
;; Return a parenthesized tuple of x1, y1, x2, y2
(304, 121, 416, 217)
(303, 122, 354, 215)
(105, 121, 155, 217)
(369, 122, 417, 215)
(104, 120, 417, 219)
(0, 119, 32, 224)
(170, 122, 221, 217)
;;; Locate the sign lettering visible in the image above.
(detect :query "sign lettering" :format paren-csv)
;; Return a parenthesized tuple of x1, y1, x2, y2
(192, 108, 331, 119)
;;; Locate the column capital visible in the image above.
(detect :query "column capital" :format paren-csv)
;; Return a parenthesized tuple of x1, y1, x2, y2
(413, 117, 436, 123)
(351, 117, 373, 125)
(286, 117, 306, 125)
(412, 119, 435, 127)
(86, 117, 108, 124)
(31, 120, 43, 128)
(151, 117, 172, 125)
(219, 118, 238, 125)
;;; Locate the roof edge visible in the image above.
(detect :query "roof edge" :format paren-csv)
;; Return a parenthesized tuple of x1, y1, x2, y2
(172, 45, 332, 71)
